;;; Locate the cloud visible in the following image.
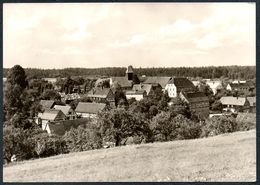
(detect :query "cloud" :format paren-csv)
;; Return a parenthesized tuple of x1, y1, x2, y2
(3, 3, 255, 68)
(62, 31, 92, 41)
(109, 34, 146, 48)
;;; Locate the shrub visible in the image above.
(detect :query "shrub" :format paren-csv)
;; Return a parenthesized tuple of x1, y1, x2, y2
(150, 113, 202, 142)
(3, 126, 35, 162)
(171, 114, 202, 140)
(33, 133, 67, 158)
(201, 116, 238, 137)
(63, 125, 102, 152)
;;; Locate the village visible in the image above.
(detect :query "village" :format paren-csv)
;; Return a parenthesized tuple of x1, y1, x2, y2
(3, 65, 255, 137)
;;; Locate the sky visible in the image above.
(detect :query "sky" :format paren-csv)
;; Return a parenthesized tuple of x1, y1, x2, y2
(3, 3, 255, 69)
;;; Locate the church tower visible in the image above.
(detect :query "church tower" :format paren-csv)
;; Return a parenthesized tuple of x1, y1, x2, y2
(126, 65, 134, 81)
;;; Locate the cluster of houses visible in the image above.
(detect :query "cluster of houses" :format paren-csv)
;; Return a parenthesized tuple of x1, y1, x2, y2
(31, 65, 255, 135)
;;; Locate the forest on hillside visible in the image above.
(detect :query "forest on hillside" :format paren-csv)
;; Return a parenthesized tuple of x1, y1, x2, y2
(3, 66, 256, 80)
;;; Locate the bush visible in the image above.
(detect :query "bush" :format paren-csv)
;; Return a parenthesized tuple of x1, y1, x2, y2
(201, 116, 238, 137)
(171, 114, 202, 140)
(3, 126, 35, 162)
(63, 125, 102, 152)
(33, 133, 67, 158)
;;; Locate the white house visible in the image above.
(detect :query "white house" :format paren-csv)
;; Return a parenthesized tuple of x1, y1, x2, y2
(36, 109, 66, 132)
(206, 80, 223, 95)
(165, 77, 195, 98)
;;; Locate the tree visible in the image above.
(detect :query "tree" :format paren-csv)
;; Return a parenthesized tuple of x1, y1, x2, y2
(6, 65, 28, 89)
(114, 86, 128, 107)
(98, 109, 152, 146)
(201, 116, 237, 137)
(63, 125, 102, 152)
(211, 100, 223, 112)
(150, 111, 176, 141)
(41, 89, 61, 101)
(4, 65, 28, 120)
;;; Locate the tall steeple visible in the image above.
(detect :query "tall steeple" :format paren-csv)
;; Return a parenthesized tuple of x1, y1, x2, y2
(126, 65, 134, 81)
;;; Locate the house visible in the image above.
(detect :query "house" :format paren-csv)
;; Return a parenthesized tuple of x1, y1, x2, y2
(87, 87, 115, 106)
(165, 77, 195, 98)
(75, 102, 106, 118)
(205, 80, 223, 95)
(132, 83, 161, 96)
(36, 109, 66, 131)
(43, 118, 91, 135)
(246, 96, 256, 113)
(125, 90, 146, 101)
(226, 81, 255, 95)
(220, 96, 250, 113)
(39, 100, 55, 110)
(179, 91, 209, 119)
(192, 80, 200, 87)
(53, 105, 77, 120)
(62, 93, 81, 104)
(143, 77, 172, 91)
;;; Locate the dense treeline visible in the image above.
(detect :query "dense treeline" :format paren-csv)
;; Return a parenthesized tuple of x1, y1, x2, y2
(3, 66, 256, 79)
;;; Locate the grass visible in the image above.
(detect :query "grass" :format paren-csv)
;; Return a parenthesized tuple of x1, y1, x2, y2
(3, 129, 256, 182)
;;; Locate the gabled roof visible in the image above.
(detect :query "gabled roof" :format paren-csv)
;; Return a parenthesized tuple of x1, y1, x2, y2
(181, 92, 208, 103)
(38, 109, 65, 120)
(75, 102, 106, 114)
(220, 96, 248, 106)
(168, 77, 195, 89)
(53, 105, 72, 115)
(87, 88, 112, 98)
(133, 84, 153, 95)
(143, 77, 172, 88)
(247, 97, 256, 107)
(111, 77, 132, 88)
(48, 118, 91, 136)
(40, 100, 55, 109)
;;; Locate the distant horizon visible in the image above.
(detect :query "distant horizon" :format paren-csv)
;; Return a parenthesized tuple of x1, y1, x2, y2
(3, 64, 256, 70)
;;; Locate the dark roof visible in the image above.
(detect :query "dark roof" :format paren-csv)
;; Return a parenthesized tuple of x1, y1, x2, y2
(143, 77, 172, 88)
(111, 77, 132, 88)
(75, 102, 106, 114)
(87, 88, 111, 98)
(133, 84, 153, 95)
(40, 100, 55, 109)
(38, 109, 65, 120)
(182, 92, 208, 103)
(48, 118, 91, 136)
(220, 96, 248, 106)
(229, 82, 252, 89)
(168, 77, 195, 89)
(126, 65, 134, 73)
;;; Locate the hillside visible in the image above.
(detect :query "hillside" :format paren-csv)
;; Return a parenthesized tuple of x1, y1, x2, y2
(4, 130, 256, 182)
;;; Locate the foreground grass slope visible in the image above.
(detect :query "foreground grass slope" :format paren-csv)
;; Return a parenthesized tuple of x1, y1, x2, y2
(4, 130, 256, 182)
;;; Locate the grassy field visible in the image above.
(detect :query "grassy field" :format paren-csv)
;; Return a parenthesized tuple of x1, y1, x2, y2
(3, 130, 256, 182)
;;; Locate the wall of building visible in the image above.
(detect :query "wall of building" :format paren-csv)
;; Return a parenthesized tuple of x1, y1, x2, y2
(126, 94, 144, 101)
